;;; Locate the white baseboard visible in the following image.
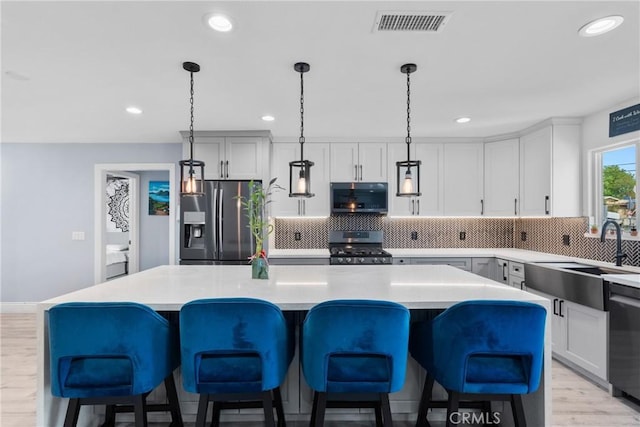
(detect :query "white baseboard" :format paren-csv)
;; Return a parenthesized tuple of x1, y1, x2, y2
(0, 302, 37, 313)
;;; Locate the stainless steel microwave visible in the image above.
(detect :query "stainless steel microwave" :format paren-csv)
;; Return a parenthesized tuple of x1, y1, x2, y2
(330, 182, 388, 214)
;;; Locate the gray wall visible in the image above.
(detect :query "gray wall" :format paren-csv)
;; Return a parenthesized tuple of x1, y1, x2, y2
(0, 143, 181, 302)
(138, 170, 170, 271)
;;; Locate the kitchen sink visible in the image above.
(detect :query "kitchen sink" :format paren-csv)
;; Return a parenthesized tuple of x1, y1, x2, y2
(540, 262, 636, 277)
(524, 262, 631, 311)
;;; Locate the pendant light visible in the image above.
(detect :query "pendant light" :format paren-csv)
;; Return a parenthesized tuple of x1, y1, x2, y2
(289, 62, 314, 198)
(396, 63, 421, 197)
(179, 61, 205, 195)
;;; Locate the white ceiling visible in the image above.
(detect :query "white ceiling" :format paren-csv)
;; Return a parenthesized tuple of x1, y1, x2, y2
(2, 1, 639, 143)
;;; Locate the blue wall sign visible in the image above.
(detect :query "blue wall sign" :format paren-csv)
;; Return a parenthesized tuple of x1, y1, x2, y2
(609, 103, 640, 137)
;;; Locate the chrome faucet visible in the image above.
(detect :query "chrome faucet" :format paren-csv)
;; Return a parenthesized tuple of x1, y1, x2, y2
(600, 220, 627, 267)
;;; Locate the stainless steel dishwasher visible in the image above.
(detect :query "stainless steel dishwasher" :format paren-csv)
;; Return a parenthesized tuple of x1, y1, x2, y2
(609, 282, 640, 401)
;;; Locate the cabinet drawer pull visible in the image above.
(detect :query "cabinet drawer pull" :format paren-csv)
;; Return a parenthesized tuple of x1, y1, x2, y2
(545, 195, 550, 215)
(559, 299, 565, 317)
(553, 298, 558, 316)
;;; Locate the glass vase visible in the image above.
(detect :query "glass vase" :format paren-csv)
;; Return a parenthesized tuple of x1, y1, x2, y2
(251, 257, 269, 280)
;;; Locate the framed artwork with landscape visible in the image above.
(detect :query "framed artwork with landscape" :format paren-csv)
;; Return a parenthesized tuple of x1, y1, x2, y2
(149, 181, 169, 215)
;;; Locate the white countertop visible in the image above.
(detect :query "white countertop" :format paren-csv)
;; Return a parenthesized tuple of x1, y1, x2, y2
(268, 247, 640, 273)
(40, 264, 546, 311)
(602, 274, 640, 289)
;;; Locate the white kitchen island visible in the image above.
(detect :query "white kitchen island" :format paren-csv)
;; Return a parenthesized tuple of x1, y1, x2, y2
(36, 264, 551, 426)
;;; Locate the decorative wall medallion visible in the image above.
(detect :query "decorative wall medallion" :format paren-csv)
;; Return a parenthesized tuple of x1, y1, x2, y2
(106, 178, 129, 232)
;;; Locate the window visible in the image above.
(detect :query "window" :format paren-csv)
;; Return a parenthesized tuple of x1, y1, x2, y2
(597, 143, 637, 232)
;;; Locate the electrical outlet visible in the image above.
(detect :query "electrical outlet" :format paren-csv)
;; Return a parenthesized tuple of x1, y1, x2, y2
(459, 231, 466, 240)
(294, 232, 302, 241)
(411, 231, 418, 240)
(521, 231, 527, 242)
(562, 234, 570, 246)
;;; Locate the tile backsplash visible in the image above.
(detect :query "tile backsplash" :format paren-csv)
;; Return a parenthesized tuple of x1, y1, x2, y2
(273, 216, 639, 267)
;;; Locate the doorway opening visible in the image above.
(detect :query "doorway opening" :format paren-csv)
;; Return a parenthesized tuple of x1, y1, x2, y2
(94, 163, 176, 284)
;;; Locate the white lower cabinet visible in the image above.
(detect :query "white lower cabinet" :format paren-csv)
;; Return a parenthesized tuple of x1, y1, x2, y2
(494, 258, 509, 284)
(409, 257, 472, 271)
(527, 289, 607, 381)
(471, 257, 494, 279)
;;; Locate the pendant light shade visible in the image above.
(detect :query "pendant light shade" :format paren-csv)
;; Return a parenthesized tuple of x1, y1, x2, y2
(179, 61, 205, 195)
(289, 62, 314, 198)
(396, 63, 421, 197)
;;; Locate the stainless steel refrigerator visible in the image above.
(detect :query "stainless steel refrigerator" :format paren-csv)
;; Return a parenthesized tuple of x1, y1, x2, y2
(179, 180, 256, 265)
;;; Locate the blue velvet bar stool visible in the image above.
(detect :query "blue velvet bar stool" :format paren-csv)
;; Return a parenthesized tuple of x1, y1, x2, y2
(409, 300, 546, 427)
(301, 299, 410, 427)
(180, 298, 294, 427)
(48, 302, 183, 427)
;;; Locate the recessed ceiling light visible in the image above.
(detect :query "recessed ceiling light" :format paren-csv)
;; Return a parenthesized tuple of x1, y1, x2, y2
(261, 115, 275, 122)
(455, 117, 471, 124)
(206, 14, 233, 32)
(126, 106, 142, 115)
(578, 15, 624, 37)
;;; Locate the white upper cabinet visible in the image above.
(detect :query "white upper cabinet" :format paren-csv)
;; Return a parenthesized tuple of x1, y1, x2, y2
(330, 142, 387, 182)
(270, 142, 330, 216)
(387, 142, 443, 216)
(416, 143, 445, 216)
(519, 123, 580, 216)
(443, 143, 484, 216)
(484, 138, 520, 216)
(182, 131, 268, 181)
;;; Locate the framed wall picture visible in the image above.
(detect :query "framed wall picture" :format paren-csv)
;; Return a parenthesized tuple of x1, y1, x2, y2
(149, 181, 170, 215)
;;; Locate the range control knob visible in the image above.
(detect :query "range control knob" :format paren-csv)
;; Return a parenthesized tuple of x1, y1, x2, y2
(337, 258, 344, 264)
(372, 257, 378, 263)
(380, 258, 387, 263)
(359, 258, 365, 264)
(346, 258, 352, 263)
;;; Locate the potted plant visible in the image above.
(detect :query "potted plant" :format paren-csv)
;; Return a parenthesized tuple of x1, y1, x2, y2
(237, 178, 280, 279)
(631, 227, 638, 237)
(590, 224, 598, 234)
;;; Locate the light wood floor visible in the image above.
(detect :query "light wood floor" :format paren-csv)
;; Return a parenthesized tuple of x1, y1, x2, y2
(2, 313, 639, 426)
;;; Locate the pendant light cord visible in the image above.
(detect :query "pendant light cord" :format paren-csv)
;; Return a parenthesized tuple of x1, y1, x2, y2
(406, 70, 412, 160)
(299, 70, 305, 161)
(188, 70, 195, 175)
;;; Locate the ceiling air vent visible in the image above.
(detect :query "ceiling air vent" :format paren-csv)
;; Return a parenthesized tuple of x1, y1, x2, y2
(373, 11, 452, 33)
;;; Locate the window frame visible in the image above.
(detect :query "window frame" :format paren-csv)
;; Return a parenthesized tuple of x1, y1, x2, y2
(591, 138, 639, 236)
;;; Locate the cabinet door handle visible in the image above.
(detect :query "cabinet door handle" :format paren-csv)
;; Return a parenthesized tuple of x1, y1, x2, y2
(416, 199, 420, 215)
(514, 198, 518, 215)
(553, 298, 558, 316)
(354, 165, 358, 181)
(359, 165, 363, 181)
(520, 280, 525, 290)
(302, 200, 306, 215)
(220, 161, 224, 178)
(225, 160, 229, 178)
(298, 200, 301, 215)
(480, 199, 484, 215)
(559, 299, 565, 317)
(502, 263, 507, 281)
(411, 199, 415, 215)
(544, 195, 550, 215)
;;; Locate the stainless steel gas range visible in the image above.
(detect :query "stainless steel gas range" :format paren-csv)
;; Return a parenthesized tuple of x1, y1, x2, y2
(328, 230, 392, 265)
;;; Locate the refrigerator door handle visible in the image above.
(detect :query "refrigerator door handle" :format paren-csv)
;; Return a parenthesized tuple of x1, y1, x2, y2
(218, 188, 224, 257)
(211, 188, 218, 256)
